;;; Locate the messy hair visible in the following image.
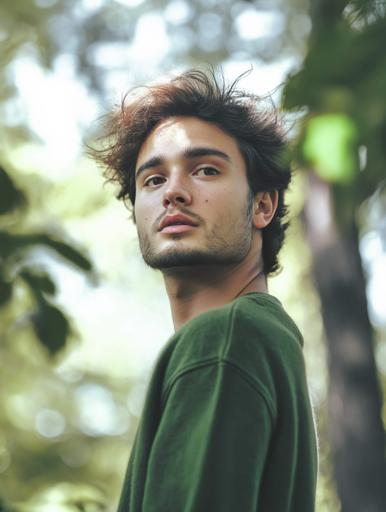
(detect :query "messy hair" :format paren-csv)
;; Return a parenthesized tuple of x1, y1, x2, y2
(90, 68, 292, 275)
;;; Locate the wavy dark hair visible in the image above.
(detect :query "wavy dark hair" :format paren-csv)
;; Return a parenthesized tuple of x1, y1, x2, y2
(90, 68, 292, 275)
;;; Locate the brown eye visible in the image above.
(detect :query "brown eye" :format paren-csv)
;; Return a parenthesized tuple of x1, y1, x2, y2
(144, 176, 165, 187)
(194, 167, 219, 176)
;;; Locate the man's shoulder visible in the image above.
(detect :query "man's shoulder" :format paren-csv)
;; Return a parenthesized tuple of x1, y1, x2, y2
(162, 293, 304, 387)
(180, 292, 302, 348)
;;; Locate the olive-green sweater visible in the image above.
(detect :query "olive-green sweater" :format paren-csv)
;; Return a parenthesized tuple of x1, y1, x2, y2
(118, 292, 318, 511)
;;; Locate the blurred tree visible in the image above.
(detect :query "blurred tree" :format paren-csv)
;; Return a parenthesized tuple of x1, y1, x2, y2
(0, 164, 99, 510)
(283, 0, 386, 510)
(0, 164, 93, 355)
(0, 0, 311, 107)
(1, 4, 103, 509)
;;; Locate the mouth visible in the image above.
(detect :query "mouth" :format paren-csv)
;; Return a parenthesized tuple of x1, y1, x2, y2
(159, 213, 199, 233)
(160, 224, 197, 234)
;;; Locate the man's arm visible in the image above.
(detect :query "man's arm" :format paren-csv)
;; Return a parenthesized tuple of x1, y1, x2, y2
(141, 360, 274, 511)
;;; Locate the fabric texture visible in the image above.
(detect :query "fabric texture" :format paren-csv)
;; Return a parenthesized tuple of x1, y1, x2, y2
(117, 292, 319, 512)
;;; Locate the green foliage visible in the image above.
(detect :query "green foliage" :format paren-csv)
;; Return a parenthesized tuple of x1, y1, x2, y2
(302, 114, 359, 183)
(283, 1, 386, 209)
(0, 276, 12, 306)
(0, 164, 93, 355)
(15, 482, 107, 512)
(283, 2, 386, 508)
(19, 268, 57, 296)
(30, 300, 71, 356)
(282, 1, 386, 311)
(0, 167, 26, 214)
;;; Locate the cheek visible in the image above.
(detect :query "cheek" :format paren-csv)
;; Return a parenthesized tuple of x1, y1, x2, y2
(204, 184, 247, 212)
(135, 195, 162, 235)
(134, 200, 148, 230)
(137, 213, 151, 232)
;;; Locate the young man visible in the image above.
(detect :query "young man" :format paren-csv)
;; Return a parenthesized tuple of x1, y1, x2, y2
(93, 69, 318, 511)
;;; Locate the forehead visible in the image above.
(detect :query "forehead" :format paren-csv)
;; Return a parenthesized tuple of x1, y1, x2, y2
(137, 116, 242, 165)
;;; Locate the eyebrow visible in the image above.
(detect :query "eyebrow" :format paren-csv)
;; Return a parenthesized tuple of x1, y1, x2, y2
(135, 147, 231, 180)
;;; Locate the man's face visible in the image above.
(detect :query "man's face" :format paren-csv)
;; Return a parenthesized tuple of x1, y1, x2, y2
(134, 116, 256, 270)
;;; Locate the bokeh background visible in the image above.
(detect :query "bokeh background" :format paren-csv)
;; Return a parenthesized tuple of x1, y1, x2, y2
(1, 0, 385, 511)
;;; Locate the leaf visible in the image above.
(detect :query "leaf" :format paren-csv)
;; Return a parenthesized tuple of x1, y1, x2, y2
(31, 301, 71, 355)
(0, 166, 26, 215)
(35, 236, 93, 272)
(0, 231, 93, 272)
(0, 275, 12, 306)
(18, 268, 56, 296)
(0, 230, 18, 259)
(302, 114, 359, 183)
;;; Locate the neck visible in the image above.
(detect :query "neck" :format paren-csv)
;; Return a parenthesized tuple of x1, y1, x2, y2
(162, 251, 267, 331)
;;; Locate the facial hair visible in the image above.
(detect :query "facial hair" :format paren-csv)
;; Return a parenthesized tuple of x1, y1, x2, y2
(137, 192, 255, 270)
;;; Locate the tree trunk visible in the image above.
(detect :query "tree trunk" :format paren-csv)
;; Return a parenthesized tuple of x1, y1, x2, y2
(303, 172, 386, 512)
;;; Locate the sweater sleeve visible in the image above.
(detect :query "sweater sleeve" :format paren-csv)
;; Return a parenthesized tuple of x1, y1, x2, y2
(141, 360, 274, 512)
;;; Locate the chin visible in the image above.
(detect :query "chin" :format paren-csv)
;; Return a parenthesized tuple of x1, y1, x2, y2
(143, 247, 243, 270)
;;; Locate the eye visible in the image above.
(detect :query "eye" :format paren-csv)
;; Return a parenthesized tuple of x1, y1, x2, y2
(193, 167, 220, 177)
(144, 175, 165, 187)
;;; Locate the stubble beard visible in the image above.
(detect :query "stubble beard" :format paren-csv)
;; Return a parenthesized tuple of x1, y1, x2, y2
(137, 195, 255, 270)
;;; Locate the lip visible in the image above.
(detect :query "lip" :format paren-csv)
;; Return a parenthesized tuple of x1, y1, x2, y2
(160, 224, 196, 234)
(159, 213, 198, 232)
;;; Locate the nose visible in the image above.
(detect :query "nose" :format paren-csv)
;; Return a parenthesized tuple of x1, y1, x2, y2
(162, 174, 192, 208)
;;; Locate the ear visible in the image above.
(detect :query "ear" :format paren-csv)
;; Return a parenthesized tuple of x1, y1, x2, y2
(252, 190, 279, 229)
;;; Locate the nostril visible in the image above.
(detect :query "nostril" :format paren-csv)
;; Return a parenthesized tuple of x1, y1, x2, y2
(163, 188, 191, 207)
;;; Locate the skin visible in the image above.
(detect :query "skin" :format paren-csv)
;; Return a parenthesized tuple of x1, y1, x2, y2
(134, 116, 278, 331)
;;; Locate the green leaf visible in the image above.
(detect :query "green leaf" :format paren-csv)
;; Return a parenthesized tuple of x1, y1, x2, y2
(0, 166, 26, 215)
(302, 114, 359, 183)
(19, 268, 56, 296)
(0, 231, 93, 272)
(0, 230, 22, 259)
(0, 275, 12, 306)
(35, 236, 93, 272)
(31, 301, 71, 355)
